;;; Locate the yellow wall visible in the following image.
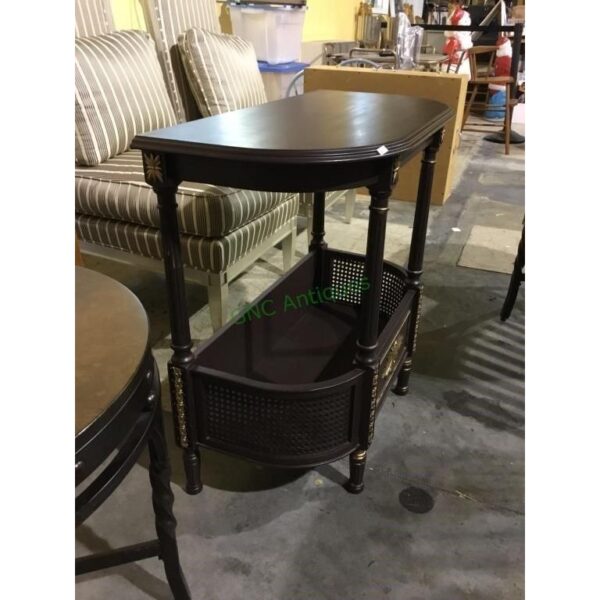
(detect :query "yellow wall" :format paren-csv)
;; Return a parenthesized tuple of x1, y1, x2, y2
(111, 0, 146, 30)
(110, 0, 360, 42)
(303, 0, 360, 41)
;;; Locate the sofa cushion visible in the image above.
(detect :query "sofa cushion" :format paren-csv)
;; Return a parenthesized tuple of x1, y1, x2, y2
(142, 0, 221, 122)
(76, 150, 294, 237)
(75, 0, 114, 37)
(76, 194, 298, 272)
(75, 30, 177, 166)
(178, 28, 267, 117)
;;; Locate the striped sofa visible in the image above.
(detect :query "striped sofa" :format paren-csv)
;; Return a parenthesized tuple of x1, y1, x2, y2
(74, 0, 298, 331)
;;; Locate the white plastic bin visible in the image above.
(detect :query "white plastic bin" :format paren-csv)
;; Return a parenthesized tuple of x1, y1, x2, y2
(258, 61, 307, 101)
(229, 4, 307, 64)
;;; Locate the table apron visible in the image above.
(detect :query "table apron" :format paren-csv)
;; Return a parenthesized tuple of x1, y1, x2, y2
(163, 136, 435, 193)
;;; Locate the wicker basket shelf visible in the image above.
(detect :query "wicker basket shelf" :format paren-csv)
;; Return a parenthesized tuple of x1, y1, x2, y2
(189, 248, 415, 468)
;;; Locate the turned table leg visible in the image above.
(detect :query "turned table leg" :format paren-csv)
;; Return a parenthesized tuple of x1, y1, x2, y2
(182, 445, 202, 495)
(349, 164, 395, 493)
(309, 191, 327, 252)
(144, 151, 201, 495)
(346, 450, 367, 494)
(394, 131, 443, 396)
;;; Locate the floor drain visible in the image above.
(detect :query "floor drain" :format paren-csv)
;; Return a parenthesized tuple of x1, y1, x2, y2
(399, 487, 434, 514)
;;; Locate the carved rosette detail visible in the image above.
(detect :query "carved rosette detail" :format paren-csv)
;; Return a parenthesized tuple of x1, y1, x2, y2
(144, 152, 164, 183)
(169, 366, 189, 448)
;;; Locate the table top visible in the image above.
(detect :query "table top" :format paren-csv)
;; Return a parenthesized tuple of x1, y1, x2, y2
(75, 267, 149, 436)
(132, 90, 452, 165)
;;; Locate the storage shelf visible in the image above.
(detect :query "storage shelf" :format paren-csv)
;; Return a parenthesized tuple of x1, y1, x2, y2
(189, 248, 414, 467)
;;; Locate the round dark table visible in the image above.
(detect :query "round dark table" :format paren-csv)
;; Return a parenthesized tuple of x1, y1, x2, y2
(75, 267, 190, 599)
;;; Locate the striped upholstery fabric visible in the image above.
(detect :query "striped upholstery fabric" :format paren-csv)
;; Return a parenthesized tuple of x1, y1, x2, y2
(75, 0, 114, 37)
(142, 0, 220, 122)
(76, 194, 299, 272)
(76, 150, 294, 237)
(179, 29, 267, 117)
(75, 30, 177, 166)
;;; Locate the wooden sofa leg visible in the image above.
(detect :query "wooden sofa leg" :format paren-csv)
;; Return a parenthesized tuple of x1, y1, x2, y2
(208, 275, 228, 331)
(345, 188, 356, 224)
(282, 221, 296, 271)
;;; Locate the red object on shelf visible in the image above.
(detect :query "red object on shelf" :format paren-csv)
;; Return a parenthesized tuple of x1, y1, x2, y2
(443, 4, 472, 69)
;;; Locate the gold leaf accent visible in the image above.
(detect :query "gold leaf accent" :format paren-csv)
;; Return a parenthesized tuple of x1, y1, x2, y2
(352, 450, 367, 461)
(368, 370, 379, 444)
(381, 336, 403, 380)
(144, 153, 163, 183)
(412, 292, 423, 354)
(170, 366, 189, 448)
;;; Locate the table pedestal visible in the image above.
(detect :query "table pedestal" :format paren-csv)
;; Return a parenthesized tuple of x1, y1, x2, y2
(76, 266, 191, 599)
(76, 366, 190, 599)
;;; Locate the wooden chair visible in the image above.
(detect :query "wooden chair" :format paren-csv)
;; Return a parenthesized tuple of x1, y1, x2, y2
(461, 45, 516, 155)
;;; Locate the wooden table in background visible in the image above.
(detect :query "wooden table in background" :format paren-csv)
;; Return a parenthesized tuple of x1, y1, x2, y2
(75, 267, 190, 599)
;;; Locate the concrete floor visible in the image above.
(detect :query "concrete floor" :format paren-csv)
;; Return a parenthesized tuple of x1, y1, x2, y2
(76, 130, 524, 599)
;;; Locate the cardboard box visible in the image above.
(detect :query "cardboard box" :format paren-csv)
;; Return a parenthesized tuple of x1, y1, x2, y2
(304, 66, 468, 204)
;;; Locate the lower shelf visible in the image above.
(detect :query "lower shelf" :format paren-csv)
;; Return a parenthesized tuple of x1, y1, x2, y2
(179, 248, 415, 467)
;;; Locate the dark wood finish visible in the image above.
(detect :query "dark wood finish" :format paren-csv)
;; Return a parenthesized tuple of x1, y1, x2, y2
(151, 180, 203, 495)
(346, 450, 367, 494)
(394, 131, 443, 396)
(75, 267, 148, 436)
(148, 406, 191, 597)
(132, 91, 452, 493)
(355, 164, 396, 370)
(153, 184, 194, 366)
(501, 223, 525, 321)
(132, 91, 452, 166)
(76, 541, 160, 575)
(190, 249, 412, 468)
(75, 267, 190, 599)
(309, 191, 327, 252)
(303, 67, 468, 206)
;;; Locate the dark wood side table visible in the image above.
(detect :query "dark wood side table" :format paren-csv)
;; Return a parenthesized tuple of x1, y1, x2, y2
(75, 267, 190, 599)
(132, 90, 453, 494)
